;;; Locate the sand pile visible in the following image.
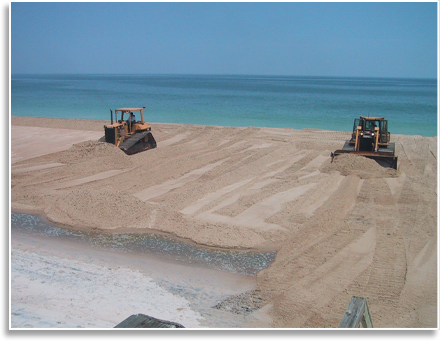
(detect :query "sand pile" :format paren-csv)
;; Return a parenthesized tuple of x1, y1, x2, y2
(321, 153, 397, 178)
(44, 141, 152, 229)
(46, 187, 151, 230)
(213, 290, 264, 315)
(56, 140, 127, 164)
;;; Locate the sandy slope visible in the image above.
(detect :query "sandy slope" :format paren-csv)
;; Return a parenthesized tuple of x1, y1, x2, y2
(10, 116, 437, 328)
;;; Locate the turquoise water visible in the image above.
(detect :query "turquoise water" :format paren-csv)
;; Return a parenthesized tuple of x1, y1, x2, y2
(11, 74, 437, 136)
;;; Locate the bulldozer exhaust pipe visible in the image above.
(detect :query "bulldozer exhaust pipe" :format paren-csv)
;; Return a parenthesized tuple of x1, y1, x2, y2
(110, 109, 113, 125)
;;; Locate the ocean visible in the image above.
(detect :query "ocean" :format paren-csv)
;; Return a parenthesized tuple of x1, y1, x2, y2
(11, 74, 437, 136)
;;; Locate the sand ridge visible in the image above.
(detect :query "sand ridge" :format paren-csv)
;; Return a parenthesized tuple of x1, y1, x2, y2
(10, 116, 437, 328)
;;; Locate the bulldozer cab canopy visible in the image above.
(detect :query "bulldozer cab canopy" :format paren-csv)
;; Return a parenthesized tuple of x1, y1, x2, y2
(116, 108, 145, 112)
(115, 107, 145, 122)
(360, 116, 385, 121)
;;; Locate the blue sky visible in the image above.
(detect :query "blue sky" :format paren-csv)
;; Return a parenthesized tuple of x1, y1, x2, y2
(11, 1, 438, 78)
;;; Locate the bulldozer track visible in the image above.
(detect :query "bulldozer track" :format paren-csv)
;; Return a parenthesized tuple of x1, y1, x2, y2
(119, 131, 151, 150)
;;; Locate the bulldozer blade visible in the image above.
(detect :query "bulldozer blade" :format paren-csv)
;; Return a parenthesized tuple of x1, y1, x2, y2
(363, 154, 398, 169)
(331, 150, 398, 170)
(332, 141, 397, 170)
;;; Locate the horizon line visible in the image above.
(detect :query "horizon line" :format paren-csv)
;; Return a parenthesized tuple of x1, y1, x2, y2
(10, 73, 437, 81)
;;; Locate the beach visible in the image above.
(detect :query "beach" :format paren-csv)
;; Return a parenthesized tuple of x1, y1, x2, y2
(10, 116, 437, 328)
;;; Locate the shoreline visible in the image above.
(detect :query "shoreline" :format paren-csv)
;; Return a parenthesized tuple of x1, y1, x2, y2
(10, 208, 278, 254)
(10, 115, 437, 138)
(10, 116, 438, 328)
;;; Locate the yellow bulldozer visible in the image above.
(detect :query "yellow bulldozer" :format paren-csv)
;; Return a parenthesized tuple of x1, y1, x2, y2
(104, 107, 156, 155)
(331, 116, 398, 169)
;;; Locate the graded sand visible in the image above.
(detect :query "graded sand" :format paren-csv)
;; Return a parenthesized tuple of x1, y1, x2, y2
(10, 116, 437, 328)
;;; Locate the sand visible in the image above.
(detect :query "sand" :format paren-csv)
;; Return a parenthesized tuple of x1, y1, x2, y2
(10, 116, 438, 328)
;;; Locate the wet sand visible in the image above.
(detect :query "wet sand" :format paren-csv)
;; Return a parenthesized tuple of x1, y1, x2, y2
(11, 224, 260, 328)
(10, 116, 438, 328)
